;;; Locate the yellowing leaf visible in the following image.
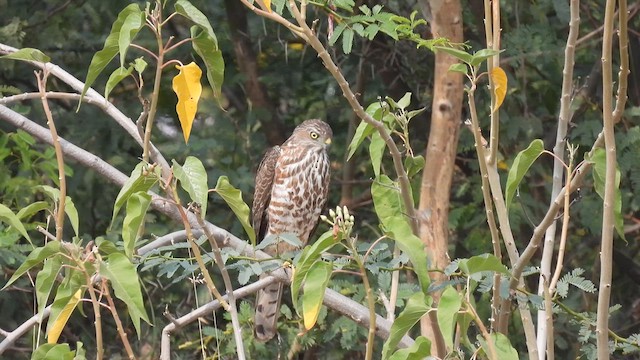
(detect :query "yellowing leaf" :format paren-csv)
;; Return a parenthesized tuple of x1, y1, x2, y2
(260, 0, 272, 12)
(172, 62, 202, 143)
(47, 289, 82, 344)
(302, 261, 332, 330)
(491, 66, 507, 112)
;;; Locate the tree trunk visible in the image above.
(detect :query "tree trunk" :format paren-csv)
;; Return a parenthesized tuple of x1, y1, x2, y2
(418, 0, 464, 356)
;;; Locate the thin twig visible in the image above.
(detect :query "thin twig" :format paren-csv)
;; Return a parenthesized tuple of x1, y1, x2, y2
(102, 279, 137, 360)
(36, 71, 66, 242)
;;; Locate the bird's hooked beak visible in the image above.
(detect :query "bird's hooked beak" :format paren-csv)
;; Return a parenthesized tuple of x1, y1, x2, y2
(324, 138, 332, 146)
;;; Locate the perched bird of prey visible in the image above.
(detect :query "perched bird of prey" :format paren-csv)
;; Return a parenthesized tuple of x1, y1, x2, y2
(252, 119, 332, 341)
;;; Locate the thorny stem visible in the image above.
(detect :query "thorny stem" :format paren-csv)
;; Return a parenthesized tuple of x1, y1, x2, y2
(36, 71, 66, 242)
(102, 279, 137, 360)
(596, 0, 624, 357)
(537, 0, 580, 356)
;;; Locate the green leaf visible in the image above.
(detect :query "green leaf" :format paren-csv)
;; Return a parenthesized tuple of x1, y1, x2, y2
(329, 24, 346, 46)
(292, 230, 336, 312)
(478, 332, 519, 360)
(589, 148, 625, 240)
(404, 155, 425, 178)
(32, 343, 74, 360)
(104, 65, 133, 99)
(347, 120, 376, 161)
(301, 260, 332, 330)
(133, 57, 147, 73)
(470, 48, 504, 68)
(35, 256, 62, 319)
(388, 336, 431, 360)
(175, 0, 216, 39)
(122, 192, 151, 259)
(396, 92, 412, 110)
(448, 63, 468, 75)
(0, 203, 32, 245)
(37, 185, 80, 236)
(505, 139, 544, 210)
(372, 175, 429, 294)
(214, 176, 255, 245)
(100, 253, 150, 338)
(173, 156, 209, 218)
(458, 253, 509, 275)
(3, 241, 61, 289)
(437, 286, 462, 350)
(111, 162, 160, 228)
(342, 28, 354, 54)
(434, 46, 473, 65)
(16, 201, 49, 220)
(80, 3, 144, 103)
(0, 48, 50, 63)
(382, 292, 431, 359)
(191, 26, 225, 104)
(369, 131, 386, 177)
(65, 197, 80, 237)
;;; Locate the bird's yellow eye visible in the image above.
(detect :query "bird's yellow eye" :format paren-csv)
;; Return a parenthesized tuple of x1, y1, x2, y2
(310, 131, 319, 139)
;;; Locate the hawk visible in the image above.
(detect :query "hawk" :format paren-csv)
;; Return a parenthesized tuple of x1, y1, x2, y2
(252, 119, 332, 341)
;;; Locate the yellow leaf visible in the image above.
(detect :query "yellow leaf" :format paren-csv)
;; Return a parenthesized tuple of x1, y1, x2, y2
(260, 0, 272, 12)
(172, 62, 202, 143)
(47, 289, 82, 344)
(491, 66, 508, 112)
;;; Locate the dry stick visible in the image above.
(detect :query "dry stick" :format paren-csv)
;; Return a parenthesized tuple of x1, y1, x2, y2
(36, 71, 66, 242)
(536, 1, 580, 358)
(596, 0, 627, 358)
(0, 106, 415, 353)
(102, 279, 137, 360)
(196, 215, 246, 360)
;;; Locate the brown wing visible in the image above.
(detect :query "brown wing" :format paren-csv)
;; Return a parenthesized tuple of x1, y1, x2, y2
(252, 146, 281, 241)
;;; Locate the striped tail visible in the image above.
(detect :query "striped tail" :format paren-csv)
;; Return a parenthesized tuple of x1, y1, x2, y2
(254, 278, 283, 342)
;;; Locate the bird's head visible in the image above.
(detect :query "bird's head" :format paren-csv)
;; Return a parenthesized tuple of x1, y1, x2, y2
(289, 119, 333, 149)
